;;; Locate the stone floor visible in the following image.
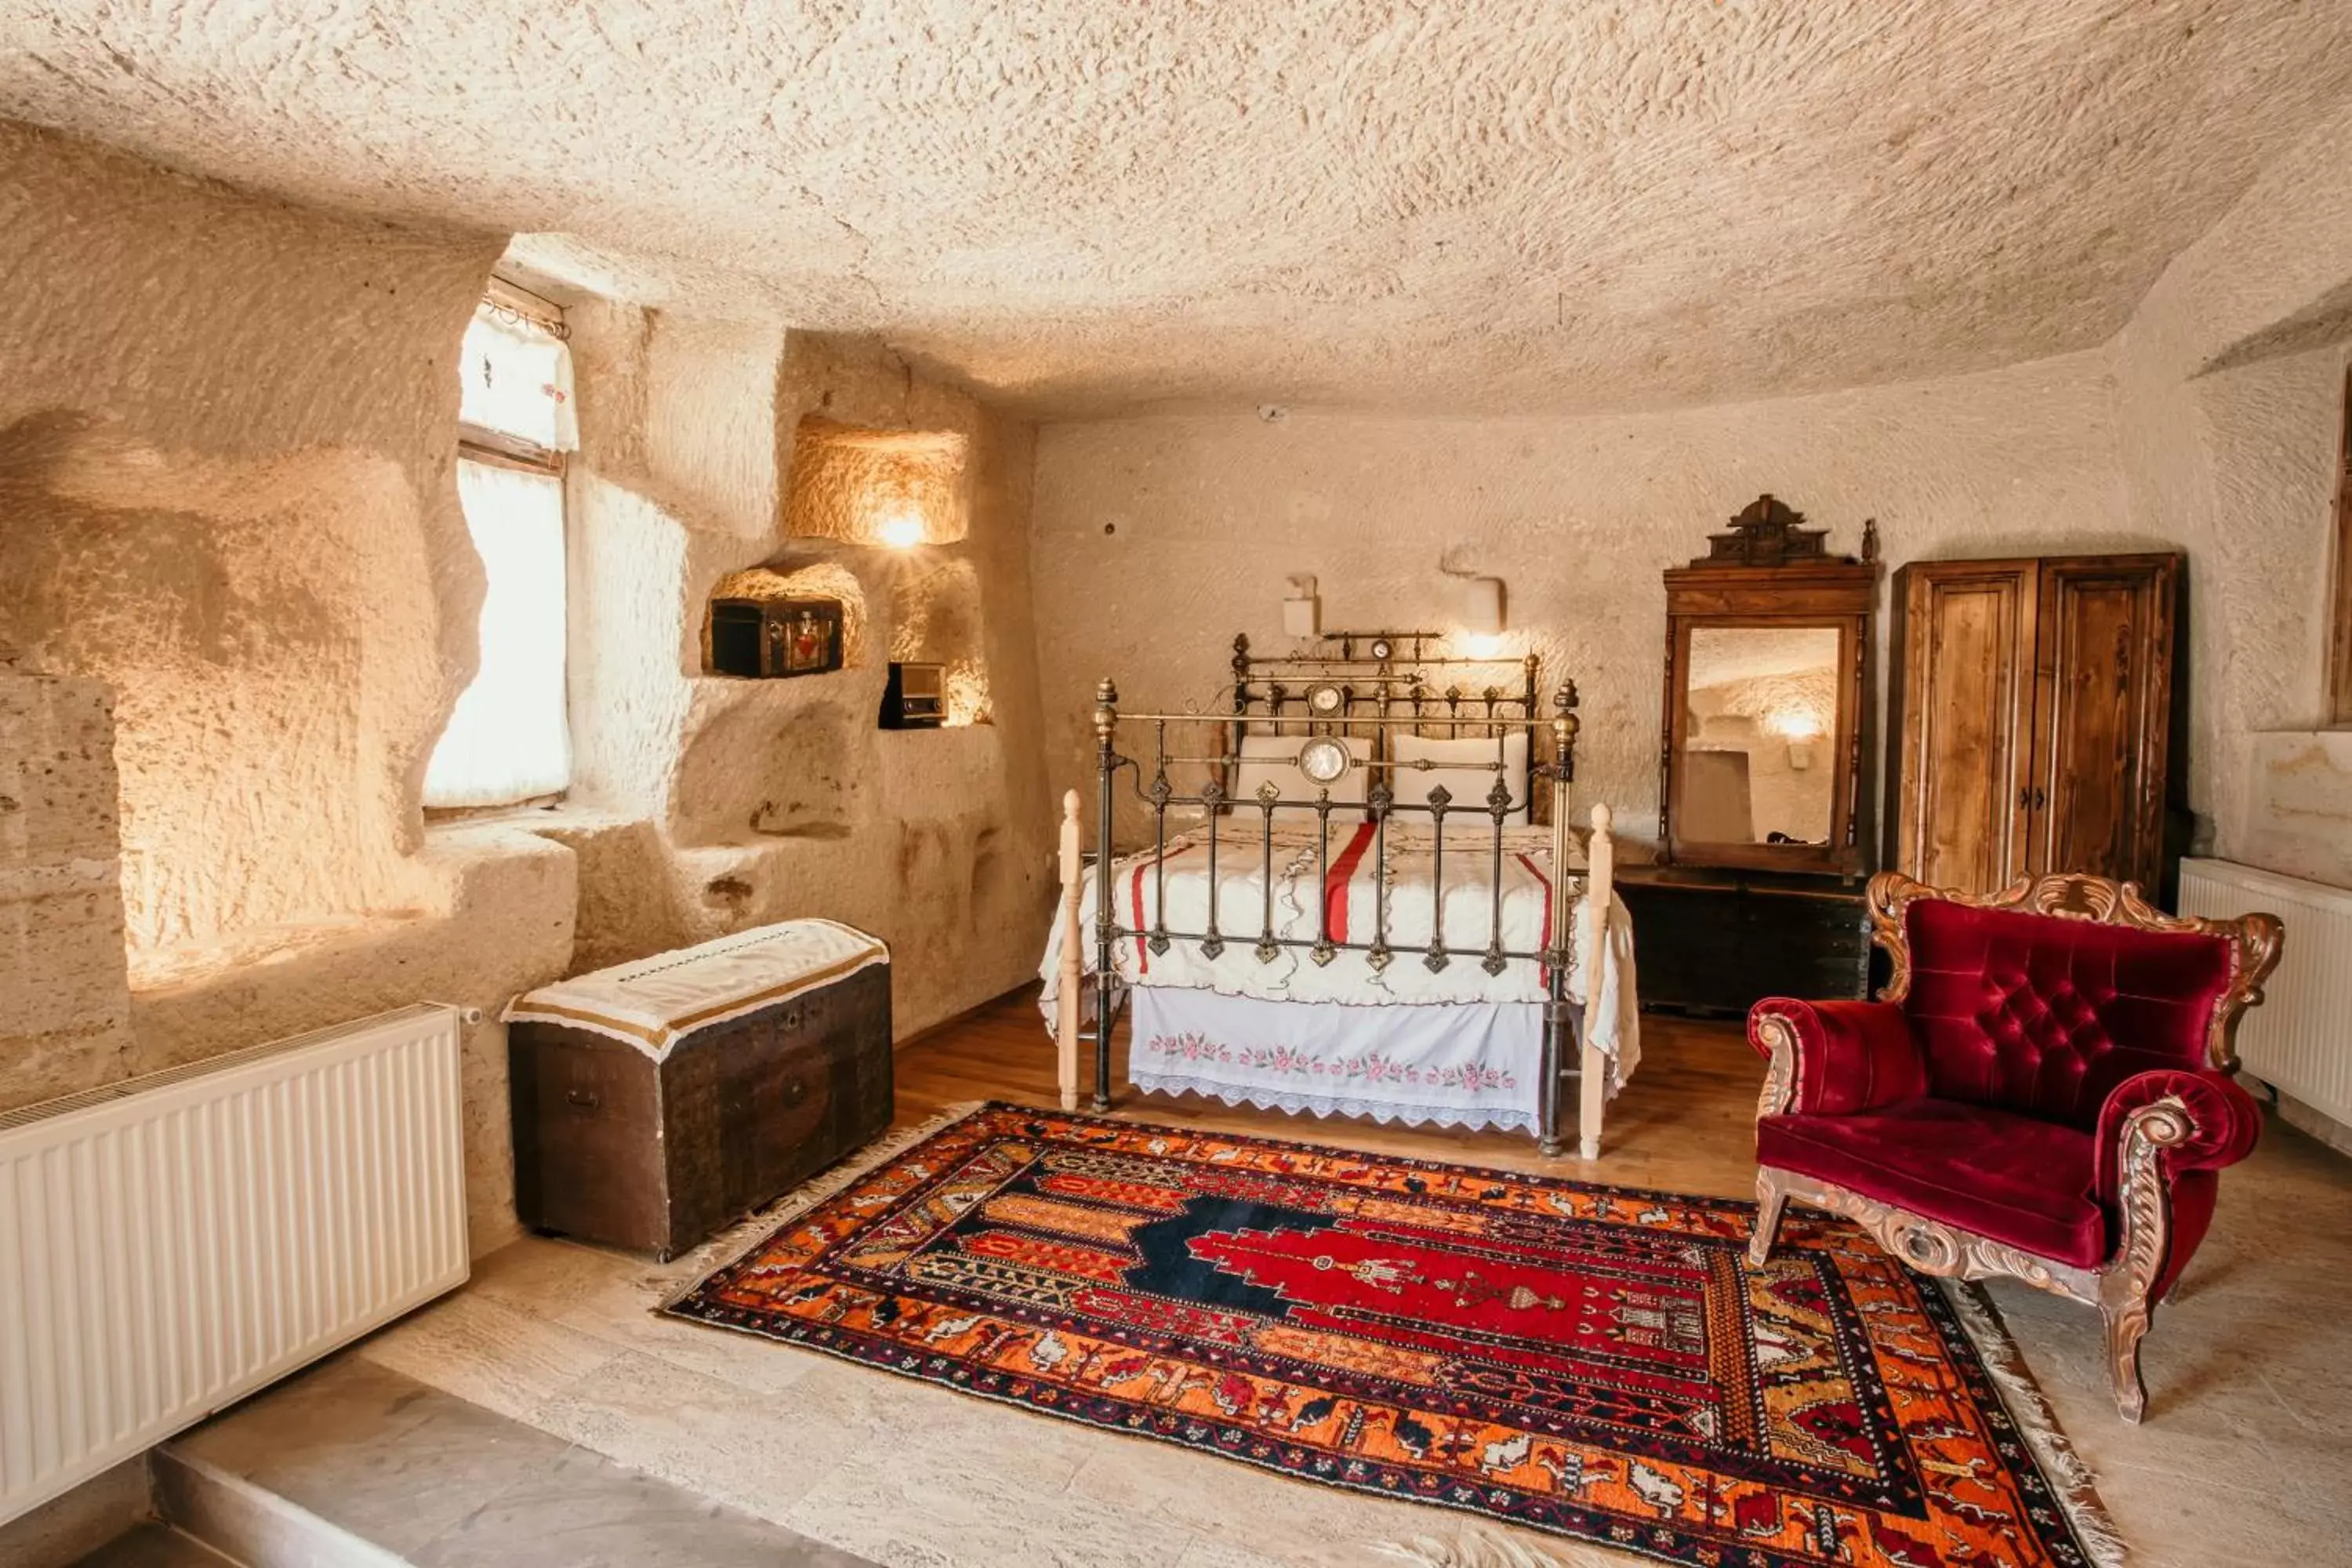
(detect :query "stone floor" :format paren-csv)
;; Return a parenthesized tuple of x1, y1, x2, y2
(310, 1005, 2352, 1567)
(76, 1526, 233, 1567)
(106, 1356, 879, 1567)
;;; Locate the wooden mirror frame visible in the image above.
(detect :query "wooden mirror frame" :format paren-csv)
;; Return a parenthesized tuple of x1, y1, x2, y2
(1659, 495, 1880, 877)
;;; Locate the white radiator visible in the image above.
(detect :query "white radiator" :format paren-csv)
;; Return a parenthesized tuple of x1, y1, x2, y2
(2179, 858, 2352, 1127)
(0, 1004, 468, 1526)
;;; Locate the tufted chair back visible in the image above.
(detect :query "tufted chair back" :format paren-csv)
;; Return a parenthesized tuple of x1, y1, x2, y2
(1898, 898, 2234, 1130)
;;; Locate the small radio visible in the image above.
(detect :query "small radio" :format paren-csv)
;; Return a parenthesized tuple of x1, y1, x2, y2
(707, 597, 844, 680)
(880, 662, 946, 728)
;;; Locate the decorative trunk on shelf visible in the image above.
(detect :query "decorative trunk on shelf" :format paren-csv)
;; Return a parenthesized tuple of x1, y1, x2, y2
(1887, 553, 2184, 899)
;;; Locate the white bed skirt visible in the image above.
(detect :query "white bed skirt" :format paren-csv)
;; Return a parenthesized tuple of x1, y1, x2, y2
(1127, 987, 1545, 1134)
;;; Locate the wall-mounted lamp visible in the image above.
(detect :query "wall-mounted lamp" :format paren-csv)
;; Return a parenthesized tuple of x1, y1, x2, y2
(1460, 577, 1505, 657)
(1283, 575, 1321, 638)
(877, 509, 926, 550)
(1767, 706, 1824, 770)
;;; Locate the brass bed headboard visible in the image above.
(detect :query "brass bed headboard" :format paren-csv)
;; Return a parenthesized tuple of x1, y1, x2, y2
(1225, 630, 1561, 822)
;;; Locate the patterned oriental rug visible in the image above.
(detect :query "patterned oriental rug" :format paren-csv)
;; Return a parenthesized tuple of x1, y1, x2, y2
(665, 1105, 2114, 1568)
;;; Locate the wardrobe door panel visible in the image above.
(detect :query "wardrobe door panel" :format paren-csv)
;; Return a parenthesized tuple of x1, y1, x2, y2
(2026, 554, 2177, 887)
(1894, 561, 2038, 892)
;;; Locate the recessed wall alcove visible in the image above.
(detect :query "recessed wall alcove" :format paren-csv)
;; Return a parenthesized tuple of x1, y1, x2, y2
(699, 559, 869, 675)
(783, 417, 971, 546)
(888, 554, 993, 725)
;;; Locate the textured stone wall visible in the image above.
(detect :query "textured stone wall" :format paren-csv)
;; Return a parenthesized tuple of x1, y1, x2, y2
(557, 315, 1054, 1033)
(0, 670, 132, 1112)
(0, 120, 500, 949)
(0, 125, 1058, 1247)
(1032, 85, 2352, 887)
(0, 123, 579, 1248)
(1031, 351, 2142, 848)
(2110, 96, 2352, 883)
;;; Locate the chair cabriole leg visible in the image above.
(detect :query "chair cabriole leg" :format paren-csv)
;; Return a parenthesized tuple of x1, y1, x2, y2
(1748, 1167, 1788, 1269)
(2102, 1281, 2155, 1423)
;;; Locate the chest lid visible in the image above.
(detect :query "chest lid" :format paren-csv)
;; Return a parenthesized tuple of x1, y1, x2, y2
(505, 918, 887, 1060)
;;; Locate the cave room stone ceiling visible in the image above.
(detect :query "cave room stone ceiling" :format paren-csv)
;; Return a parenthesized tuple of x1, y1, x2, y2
(5, 1, 2352, 416)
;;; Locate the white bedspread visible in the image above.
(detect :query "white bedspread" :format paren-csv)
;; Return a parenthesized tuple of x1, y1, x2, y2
(1038, 822, 1640, 1105)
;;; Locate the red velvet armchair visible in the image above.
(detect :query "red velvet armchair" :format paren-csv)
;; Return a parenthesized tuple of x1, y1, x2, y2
(1747, 870, 2283, 1421)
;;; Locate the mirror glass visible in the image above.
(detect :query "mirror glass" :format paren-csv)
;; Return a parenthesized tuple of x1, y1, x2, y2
(1680, 626, 1842, 846)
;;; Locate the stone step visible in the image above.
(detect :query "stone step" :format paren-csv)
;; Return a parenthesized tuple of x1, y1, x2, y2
(141, 1352, 878, 1567)
(72, 1523, 243, 1568)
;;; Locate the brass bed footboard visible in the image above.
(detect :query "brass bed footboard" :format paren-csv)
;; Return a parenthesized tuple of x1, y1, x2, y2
(1052, 634, 1616, 1160)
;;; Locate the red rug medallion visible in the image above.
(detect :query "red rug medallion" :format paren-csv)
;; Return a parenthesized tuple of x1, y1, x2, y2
(666, 1105, 2102, 1567)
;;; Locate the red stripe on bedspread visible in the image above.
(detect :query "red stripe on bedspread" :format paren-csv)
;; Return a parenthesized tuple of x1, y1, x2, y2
(1323, 821, 1379, 943)
(1515, 851, 1554, 984)
(1128, 840, 1200, 975)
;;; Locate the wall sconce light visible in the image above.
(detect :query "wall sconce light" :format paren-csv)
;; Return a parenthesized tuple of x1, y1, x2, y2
(1767, 706, 1824, 769)
(1283, 575, 1321, 638)
(1460, 577, 1505, 657)
(877, 509, 926, 550)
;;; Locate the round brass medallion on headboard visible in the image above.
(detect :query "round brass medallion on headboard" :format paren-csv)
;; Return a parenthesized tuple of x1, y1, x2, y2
(1298, 736, 1352, 786)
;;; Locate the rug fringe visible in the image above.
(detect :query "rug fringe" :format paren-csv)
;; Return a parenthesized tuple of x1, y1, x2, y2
(656, 1100, 987, 1312)
(1940, 1279, 2129, 1568)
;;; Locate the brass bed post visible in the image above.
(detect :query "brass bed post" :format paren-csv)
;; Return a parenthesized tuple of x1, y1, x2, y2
(1092, 679, 1120, 1113)
(1539, 683, 1582, 1158)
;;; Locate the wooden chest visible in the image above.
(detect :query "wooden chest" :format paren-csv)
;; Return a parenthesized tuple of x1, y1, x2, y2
(505, 921, 892, 1258)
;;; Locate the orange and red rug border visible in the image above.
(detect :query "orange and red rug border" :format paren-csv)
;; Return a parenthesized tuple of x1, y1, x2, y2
(664, 1102, 2111, 1568)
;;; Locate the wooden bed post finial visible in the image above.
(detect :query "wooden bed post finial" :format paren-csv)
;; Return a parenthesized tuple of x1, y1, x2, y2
(1055, 789, 1084, 1112)
(1578, 798, 1616, 1163)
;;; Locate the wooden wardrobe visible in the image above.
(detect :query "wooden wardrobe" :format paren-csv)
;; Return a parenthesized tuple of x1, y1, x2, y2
(1886, 553, 2186, 898)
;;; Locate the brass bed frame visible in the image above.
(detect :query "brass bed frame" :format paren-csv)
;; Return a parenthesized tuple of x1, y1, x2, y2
(1051, 632, 1620, 1158)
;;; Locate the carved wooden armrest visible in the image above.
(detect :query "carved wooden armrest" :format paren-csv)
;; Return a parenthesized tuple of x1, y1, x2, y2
(2089, 1068, 2262, 1421)
(2094, 1069, 2262, 1201)
(1748, 997, 1926, 1120)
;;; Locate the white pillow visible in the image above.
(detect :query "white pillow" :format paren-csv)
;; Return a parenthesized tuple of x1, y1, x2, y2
(1231, 733, 1370, 822)
(1391, 731, 1532, 823)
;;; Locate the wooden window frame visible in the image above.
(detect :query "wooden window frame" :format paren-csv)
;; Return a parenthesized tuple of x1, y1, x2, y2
(2331, 365, 2352, 727)
(458, 278, 569, 477)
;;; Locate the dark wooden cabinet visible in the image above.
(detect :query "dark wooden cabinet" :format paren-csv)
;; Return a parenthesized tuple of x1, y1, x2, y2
(1615, 865, 1871, 1016)
(510, 964, 892, 1259)
(1888, 553, 2183, 897)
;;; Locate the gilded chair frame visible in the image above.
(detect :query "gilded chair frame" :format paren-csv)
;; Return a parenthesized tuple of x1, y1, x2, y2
(1748, 869, 2284, 1421)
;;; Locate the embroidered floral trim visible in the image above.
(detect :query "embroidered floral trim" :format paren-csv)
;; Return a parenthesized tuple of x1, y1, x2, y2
(1140, 1032, 1518, 1091)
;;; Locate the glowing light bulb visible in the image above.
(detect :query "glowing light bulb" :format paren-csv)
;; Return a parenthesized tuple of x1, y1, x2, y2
(1769, 708, 1825, 742)
(877, 510, 925, 549)
(1461, 633, 1507, 659)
